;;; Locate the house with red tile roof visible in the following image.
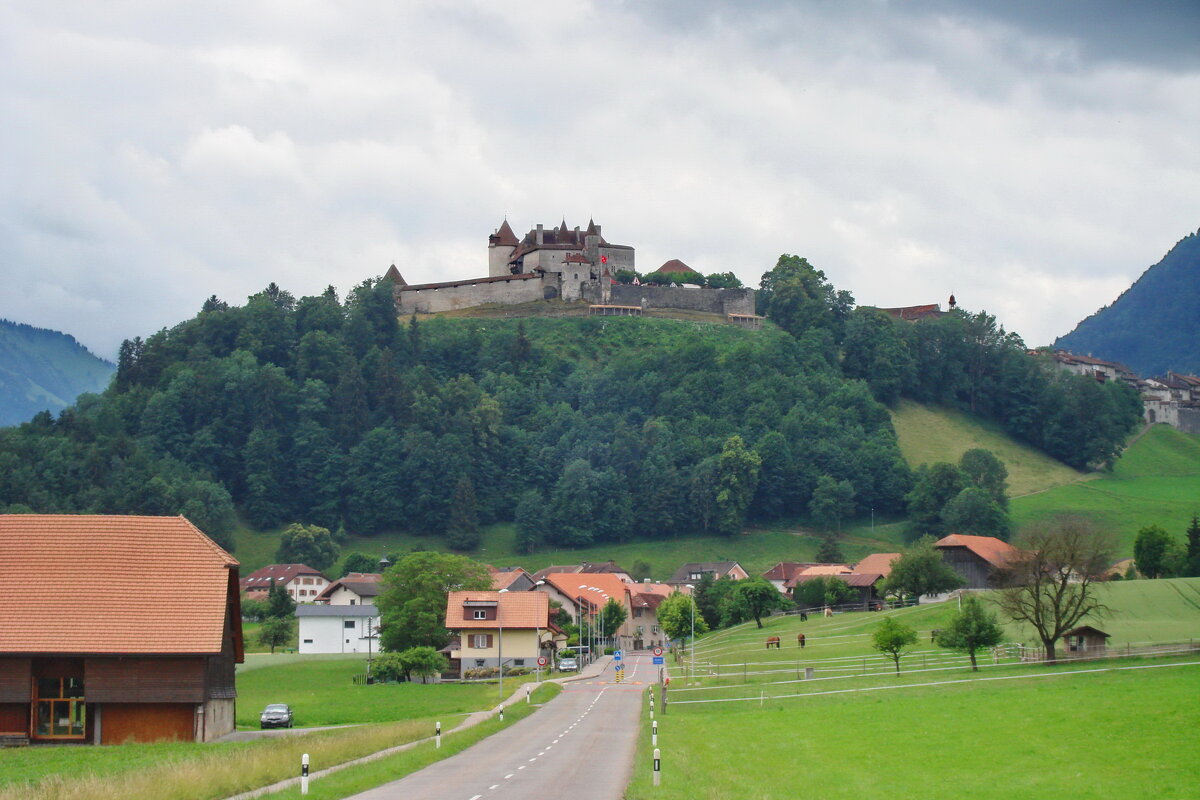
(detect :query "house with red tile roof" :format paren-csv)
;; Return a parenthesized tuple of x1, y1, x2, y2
(853, 553, 901, 578)
(315, 572, 381, 606)
(443, 591, 561, 678)
(935, 534, 1019, 588)
(488, 566, 536, 592)
(240, 563, 329, 603)
(0, 515, 243, 744)
(762, 562, 819, 592)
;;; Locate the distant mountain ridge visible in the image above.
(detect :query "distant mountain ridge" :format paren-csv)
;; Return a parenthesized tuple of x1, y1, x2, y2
(1055, 229, 1200, 377)
(0, 319, 114, 426)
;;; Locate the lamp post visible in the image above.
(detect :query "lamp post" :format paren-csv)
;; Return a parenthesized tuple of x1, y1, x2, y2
(498, 588, 508, 702)
(685, 584, 695, 682)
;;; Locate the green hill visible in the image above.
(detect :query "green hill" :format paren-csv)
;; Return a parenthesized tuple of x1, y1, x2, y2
(889, 399, 1085, 497)
(1055, 228, 1200, 376)
(1012, 424, 1200, 555)
(0, 319, 113, 427)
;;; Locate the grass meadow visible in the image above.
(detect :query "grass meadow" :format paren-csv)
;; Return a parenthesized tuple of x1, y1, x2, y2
(0, 661, 560, 800)
(628, 658, 1200, 800)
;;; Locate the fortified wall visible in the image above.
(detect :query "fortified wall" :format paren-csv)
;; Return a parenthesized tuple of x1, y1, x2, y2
(389, 218, 758, 321)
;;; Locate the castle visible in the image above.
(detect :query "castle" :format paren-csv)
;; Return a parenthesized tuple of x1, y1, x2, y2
(389, 218, 755, 319)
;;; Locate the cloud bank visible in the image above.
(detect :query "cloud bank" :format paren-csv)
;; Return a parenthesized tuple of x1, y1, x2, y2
(2, 0, 1198, 357)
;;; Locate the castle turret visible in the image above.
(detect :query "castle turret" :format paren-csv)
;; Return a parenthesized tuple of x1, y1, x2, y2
(488, 219, 519, 277)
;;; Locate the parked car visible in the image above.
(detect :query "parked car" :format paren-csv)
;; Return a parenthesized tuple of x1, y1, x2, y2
(558, 657, 579, 672)
(260, 703, 294, 729)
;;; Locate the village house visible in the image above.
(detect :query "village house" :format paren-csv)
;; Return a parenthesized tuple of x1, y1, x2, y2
(0, 515, 242, 745)
(628, 583, 674, 651)
(240, 563, 329, 604)
(296, 604, 378, 654)
(934, 534, 1019, 589)
(667, 561, 750, 592)
(762, 562, 820, 593)
(489, 566, 536, 592)
(443, 591, 559, 678)
(314, 572, 382, 606)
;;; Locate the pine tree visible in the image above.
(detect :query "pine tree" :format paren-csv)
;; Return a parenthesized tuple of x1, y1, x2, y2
(1186, 514, 1200, 578)
(445, 477, 481, 551)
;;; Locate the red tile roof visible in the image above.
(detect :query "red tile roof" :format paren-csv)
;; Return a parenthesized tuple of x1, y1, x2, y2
(658, 259, 698, 274)
(401, 273, 540, 292)
(240, 563, 326, 592)
(0, 515, 237, 655)
(880, 304, 943, 321)
(316, 572, 381, 602)
(854, 553, 901, 578)
(540, 573, 631, 609)
(491, 568, 531, 591)
(563, 253, 591, 264)
(934, 534, 1019, 568)
(762, 562, 817, 581)
(490, 219, 519, 247)
(445, 591, 549, 629)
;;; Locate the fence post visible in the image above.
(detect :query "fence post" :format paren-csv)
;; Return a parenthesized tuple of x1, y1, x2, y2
(301, 753, 309, 795)
(653, 747, 661, 786)
(499, 705, 504, 722)
(435, 721, 441, 749)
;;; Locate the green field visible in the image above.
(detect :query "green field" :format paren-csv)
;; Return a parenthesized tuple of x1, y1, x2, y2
(889, 399, 1086, 496)
(1012, 425, 1200, 554)
(628, 658, 1200, 799)
(235, 655, 536, 727)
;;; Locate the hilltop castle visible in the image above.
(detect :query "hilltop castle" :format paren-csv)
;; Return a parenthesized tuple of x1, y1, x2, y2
(389, 218, 755, 319)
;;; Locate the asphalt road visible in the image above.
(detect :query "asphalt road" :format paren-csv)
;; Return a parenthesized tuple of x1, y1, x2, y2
(346, 653, 651, 800)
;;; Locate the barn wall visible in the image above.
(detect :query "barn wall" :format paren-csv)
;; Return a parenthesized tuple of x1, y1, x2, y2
(86, 658, 206, 703)
(0, 659, 31, 702)
(201, 697, 235, 741)
(939, 548, 993, 589)
(100, 703, 195, 744)
(0, 703, 28, 732)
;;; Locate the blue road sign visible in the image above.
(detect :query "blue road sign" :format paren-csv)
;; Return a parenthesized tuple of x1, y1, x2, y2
(652, 656, 665, 665)
(613, 650, 622, 661)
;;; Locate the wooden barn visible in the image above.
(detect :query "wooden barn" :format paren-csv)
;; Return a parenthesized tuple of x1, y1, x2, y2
(934, 534, 1019, 589)
(0, 515, 243, 745)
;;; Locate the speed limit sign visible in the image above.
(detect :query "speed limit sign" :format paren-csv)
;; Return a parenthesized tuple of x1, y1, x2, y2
(537, 656, 548, 667)
(652, 646, 663, 657)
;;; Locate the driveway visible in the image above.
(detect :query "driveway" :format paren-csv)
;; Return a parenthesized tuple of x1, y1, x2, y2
(345, 652, 651, 800)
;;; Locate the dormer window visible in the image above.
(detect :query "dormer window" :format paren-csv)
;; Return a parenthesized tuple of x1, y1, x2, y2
(473, 610, 487, 620)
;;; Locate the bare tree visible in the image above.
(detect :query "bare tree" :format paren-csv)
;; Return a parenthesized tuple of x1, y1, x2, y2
(995, 516, 1114, 662)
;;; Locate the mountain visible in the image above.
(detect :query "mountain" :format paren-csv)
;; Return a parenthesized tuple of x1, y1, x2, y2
(0, 319, 114, 427)
(1055, 229, 1200, 377)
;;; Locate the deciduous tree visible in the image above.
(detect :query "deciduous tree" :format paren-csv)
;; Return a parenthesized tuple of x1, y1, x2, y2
(1133, 524, 1174, 579)
(259, 616, 293, 654)
(376, 552, 492, 652)
(872, 616, 918, 673)
(995, 516, 1114, 662)
(656, 593, 707, 642)
(934, 595, 1005, 670)
(733, 577, 785, 629)
(880, 536, 964, 602)
(276, 523, 339, 572)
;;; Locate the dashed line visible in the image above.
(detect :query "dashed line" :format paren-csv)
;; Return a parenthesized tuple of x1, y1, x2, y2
(518, 765, 526, 770)
(489, 785, 499, 790)
(505, 774, 514, 780)
(469, 795, 481, 800)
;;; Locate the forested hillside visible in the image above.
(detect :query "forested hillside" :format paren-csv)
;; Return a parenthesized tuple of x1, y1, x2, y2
(1054, 228, 1200, 376)
(0, 259, 1142, 553)
(0, 319, 114, 427)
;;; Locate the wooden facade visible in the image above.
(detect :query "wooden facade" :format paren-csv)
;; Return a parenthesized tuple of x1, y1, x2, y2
(938, 546, 996, 589)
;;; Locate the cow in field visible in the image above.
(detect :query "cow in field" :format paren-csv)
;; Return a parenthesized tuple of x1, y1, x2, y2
(766, 636, 781, 649)
(797, 633, 806, 648)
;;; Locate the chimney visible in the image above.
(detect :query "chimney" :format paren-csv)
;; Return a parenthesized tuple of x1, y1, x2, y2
(536, 224, 544, 246)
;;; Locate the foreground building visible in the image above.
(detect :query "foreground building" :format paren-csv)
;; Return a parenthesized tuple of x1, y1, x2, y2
(0, 515, 242, 744)
(443, 591, 559, 677)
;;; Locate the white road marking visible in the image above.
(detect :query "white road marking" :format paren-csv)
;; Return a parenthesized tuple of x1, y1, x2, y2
(528, 757, 537, 762)
(469, 795, 481, 800)
(505, 774, 514, 780)
(489, 785, 499, 790)
(518, 765, 526, 770)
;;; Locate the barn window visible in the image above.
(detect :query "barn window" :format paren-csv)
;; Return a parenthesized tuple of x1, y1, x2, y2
(344, 620, 356, 629)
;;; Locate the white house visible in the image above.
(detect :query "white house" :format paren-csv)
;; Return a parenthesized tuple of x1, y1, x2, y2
(296, 604, 379, 654)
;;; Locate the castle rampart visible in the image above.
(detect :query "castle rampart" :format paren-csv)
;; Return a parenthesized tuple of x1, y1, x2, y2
(609, 284, 755, 316)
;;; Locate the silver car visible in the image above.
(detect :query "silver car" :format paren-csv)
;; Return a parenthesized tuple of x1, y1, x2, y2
(260, 703, 294, 729)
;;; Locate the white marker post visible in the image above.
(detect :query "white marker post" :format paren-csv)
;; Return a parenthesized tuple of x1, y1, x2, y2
(652, 719, 658, 748)
(527, 685, 532, 704)
(435, 721, 441, 749)
(301, 753, 309, 795)
(653, 747, 661, 787)
(499, 705, 505, 722)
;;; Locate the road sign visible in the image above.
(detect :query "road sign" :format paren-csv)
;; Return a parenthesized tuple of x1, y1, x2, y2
(613, 650, 622, 661)
(537, 656, 548, 667)
(652, 656, 665, 665)
(652, 646, 663, 656)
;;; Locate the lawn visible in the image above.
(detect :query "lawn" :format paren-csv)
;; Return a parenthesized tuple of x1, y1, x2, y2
(1012, 425, 1200, 554)
(235, 655, 540, 727)
(889, 399, 1086, 496)
(627, 658, 1200, 799)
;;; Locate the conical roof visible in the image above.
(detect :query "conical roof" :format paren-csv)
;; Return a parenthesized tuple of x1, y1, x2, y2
(384, 264, 407, 285)
(658, 259, 698, 274)
(491, 219, 519, 247)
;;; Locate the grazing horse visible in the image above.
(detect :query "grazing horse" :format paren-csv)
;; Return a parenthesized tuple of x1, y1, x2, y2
(797, 633, 806, 648)
(823, 606, 833, 618)
(766, 636, 781, 649)
(799, 611, 808, 622)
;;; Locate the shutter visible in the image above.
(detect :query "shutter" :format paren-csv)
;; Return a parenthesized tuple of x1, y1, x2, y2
(486, 634, 494, 648)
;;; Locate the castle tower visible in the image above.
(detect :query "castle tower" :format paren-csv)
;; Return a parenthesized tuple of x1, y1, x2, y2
(488, 219, 519, 277)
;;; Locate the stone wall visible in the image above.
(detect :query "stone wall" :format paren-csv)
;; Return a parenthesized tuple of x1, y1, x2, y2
(396, 274, 552, 314)
(609, 284, 755, 316)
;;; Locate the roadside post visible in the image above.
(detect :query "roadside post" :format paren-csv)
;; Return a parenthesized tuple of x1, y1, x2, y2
(499, 705, 505, 722)
(652, 719, 658, 747)
(301, 753, 309, 795)
(527, 684, 532, 703)
(435, 721, 441, 749)
(653, 747, 661, 786)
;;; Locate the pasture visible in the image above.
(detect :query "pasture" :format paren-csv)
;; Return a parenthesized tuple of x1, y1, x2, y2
(629, 658, 1200, 799)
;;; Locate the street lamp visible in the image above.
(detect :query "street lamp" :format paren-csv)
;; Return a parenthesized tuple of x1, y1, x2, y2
(498, 588, 508, 702)
(685, 584, 696, 682)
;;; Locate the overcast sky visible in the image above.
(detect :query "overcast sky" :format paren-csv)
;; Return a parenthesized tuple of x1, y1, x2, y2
(3, 1, 1198, 359)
